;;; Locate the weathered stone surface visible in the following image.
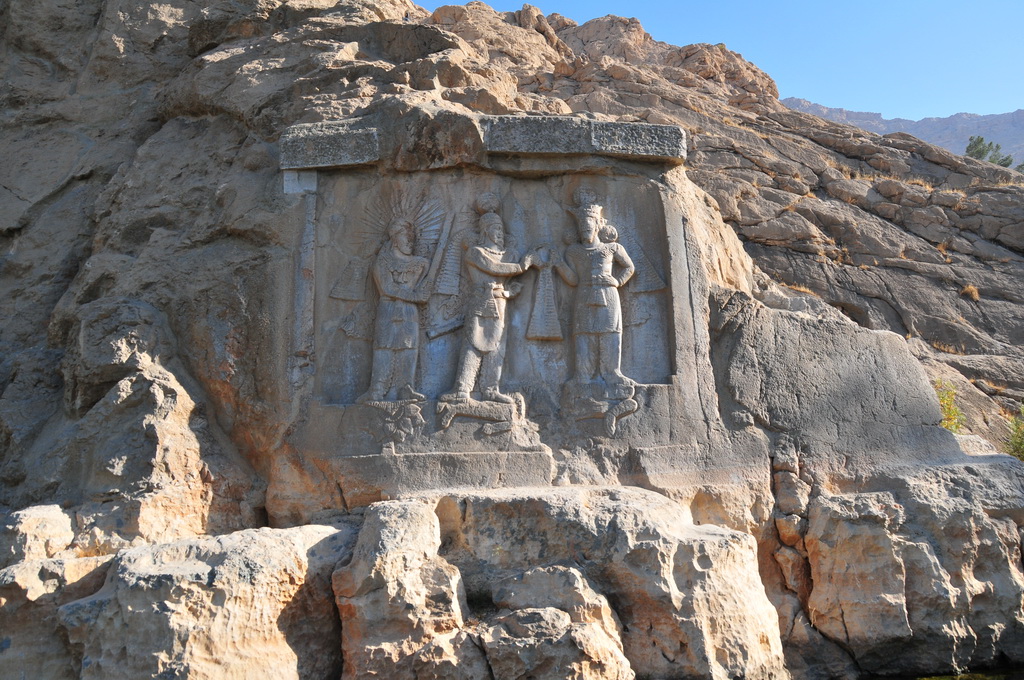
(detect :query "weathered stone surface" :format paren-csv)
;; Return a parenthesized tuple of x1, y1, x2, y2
(0, 556, 113, 680)
(806, 493, 913, 665)
(2, 0, 1024, 678)
(484, 115, 686, 161)
(279, 114, 686, 172)
(480, 606, 634, 680)
(280, 121, 381, 169)
(2, 298, 264, 553)
(332, 501, 468, 680)
(434, 487, 788, 680)
(0, 504, 74, 568)
(805, 476, 1024, 675)
(59, 522, 359, 680)
(332, 488, 786, 679)
(488, 565, 633, 680)
(784, 98, 1024, 172)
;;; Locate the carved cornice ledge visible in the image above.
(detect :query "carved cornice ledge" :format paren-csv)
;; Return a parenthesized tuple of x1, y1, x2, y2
(279, 114, 686, 171)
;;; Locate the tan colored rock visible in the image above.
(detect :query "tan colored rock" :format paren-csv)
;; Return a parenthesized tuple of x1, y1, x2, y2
(433, 487, 788, 680)
(774, 545, 811, 603)
(490, 566, 634, 679)
(773, 471, 811, 516)
(411, 630, 493, 680)
(0, 504, 74, 568)
(58, 522, 358, 680)
(805, 483, 1024, 674)
(774, 513, 806, 549)
(332, 501, 469, 680)
(2, 2, 1024, 679)
(0, 556, 112, 680)
(492, 565, 623, 637)
(10, 298, 265, 552)
(480, 606, 633, 680)
(334, 489, 785, 679)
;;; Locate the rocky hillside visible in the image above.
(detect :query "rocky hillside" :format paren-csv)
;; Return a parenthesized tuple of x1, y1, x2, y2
(784, 97, 1024, 168)
(2, 1, 1024, 679)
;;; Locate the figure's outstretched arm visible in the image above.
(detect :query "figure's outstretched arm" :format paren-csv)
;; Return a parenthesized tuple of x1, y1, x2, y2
(467, 247, 527, 276)
(553, 248, 578, 286)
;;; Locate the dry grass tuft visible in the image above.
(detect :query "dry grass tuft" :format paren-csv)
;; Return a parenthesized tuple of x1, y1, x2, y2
(960, 284, 980, 301)
(973, 378, 1007, 395)
(782, 282, 819, 296)
(905, 176, 938, 190)
(930, 341, 966, 355)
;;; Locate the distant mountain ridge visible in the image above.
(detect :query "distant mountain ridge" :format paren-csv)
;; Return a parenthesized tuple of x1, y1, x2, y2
(783, 97, 1024, 165)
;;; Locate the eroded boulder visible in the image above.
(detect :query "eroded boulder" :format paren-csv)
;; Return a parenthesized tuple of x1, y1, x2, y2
(332, 501, 469, 680)
(0, 556, 113, 680)
(58, 522, 359, 680)
(0, 504, 75, 568)
(332, 488, 787, 679)
(805, 477, 1024, 674)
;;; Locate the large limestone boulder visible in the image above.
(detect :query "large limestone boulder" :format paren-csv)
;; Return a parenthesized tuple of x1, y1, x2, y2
(485, 566, 633, 680)
(436, 487, 789, 680)
(332, 501, 474, 680)
(0, 504, 75, 568)
(480, 606, 633, 680)
(0, 556, 113, 680)
(58, 522, 359, 680)
(336, 488, 788, 680)
(806, 478, 1024, 674)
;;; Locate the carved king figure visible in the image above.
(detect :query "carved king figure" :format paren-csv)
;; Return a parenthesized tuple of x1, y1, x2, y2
(357, 218, 430, 403)
(442, 194, 539, 403)
(556, 191, 635, 390)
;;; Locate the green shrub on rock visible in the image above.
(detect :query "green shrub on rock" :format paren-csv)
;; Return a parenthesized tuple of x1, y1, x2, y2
(1007, 404, 1024, 461)
(933, 380, 965, 433)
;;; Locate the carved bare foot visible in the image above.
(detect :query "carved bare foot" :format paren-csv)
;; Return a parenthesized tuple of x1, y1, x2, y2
(398, 384, 425, 401)
(482, 388, 515, 404)
(605, 371, 634, 387)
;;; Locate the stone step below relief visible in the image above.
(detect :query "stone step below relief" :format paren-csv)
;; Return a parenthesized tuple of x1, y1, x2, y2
(333, 450, 558, 509)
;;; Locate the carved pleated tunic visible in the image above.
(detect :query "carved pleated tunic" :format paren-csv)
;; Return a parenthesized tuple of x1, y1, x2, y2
(463, 245, 526, 353)
(565, 242, 633, 335)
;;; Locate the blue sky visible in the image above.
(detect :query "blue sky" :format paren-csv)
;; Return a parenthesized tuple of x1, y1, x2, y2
(417, 0, 1023, 121)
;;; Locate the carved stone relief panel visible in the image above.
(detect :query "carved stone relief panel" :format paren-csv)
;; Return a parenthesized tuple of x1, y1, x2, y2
(307, 171, 675, 454)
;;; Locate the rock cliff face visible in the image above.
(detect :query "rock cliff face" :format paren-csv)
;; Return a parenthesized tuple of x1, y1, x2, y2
(1, 1, 1023, 679)
(783, 98, 1024, 170)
